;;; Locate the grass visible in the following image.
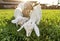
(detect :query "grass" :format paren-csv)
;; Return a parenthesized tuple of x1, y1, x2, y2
(0, 9, 60, 41)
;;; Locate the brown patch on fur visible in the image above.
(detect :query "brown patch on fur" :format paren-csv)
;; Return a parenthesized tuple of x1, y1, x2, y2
(22, 2, 33, 18)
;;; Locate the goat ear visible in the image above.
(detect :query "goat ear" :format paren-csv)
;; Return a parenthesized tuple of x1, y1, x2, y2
(11, 20, 16, 23)
(34, 24, 40, 37)
(11, 18, 19, 23)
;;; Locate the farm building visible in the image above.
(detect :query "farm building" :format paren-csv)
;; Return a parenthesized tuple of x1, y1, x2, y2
(0, 0, 60, 9)
(0, 0, 21, 9)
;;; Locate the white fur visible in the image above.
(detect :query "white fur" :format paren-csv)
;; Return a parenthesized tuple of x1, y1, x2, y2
(17, 4, 42, 37)
(17, 20, 40, 37)
(11, 16, 28, 25)
(11, 2, 29, 25)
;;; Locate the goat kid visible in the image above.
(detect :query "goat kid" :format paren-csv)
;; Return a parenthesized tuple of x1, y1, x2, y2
(17, 4, 42, 37)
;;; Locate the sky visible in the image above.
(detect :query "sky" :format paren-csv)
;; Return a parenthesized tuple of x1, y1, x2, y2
(39, 0, 58, 5)
(21, 0, 59, 5)
(59, 0, 60, 3)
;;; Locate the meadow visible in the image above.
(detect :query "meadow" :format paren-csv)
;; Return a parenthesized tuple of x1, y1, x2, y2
(0, 9, 60, 41)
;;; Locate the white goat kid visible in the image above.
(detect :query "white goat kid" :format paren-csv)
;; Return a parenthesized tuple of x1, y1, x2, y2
(17, 4, 42, 37)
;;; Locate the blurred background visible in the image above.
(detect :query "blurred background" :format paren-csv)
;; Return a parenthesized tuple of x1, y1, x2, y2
(0, 0, 60, 41)
(0, 0, 60, 9)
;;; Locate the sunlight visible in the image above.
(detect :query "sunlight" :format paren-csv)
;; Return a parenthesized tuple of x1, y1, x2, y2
(19, 0, 58, 5)
(39, 0, 58, 5)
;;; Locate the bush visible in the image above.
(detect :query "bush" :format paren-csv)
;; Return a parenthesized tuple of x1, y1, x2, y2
(0, 9, 60, 41)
